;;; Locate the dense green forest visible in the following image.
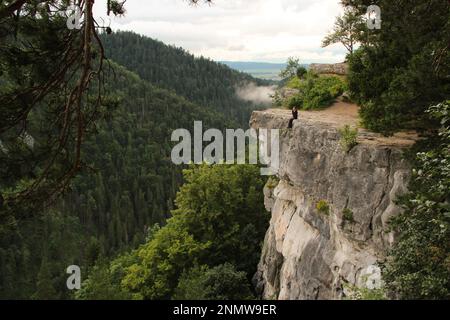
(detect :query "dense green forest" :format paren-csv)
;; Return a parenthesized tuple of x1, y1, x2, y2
(100, 31, 272, 127)
(0, 27, 267, 298)
(1, 0, 449, 301)
(344, 0, 449, 134)
(0, 62, 225, 299)
(76, 164, 269, 300)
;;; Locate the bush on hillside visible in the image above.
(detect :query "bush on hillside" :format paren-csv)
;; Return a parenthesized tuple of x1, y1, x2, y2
(285, 72, 347, 110)
(339, 125, 358, 152)
(383, 102, 450, 300)
(173, 263, 254, 300)
(118, 164, 269, 299)
(345, 1, 449, 135)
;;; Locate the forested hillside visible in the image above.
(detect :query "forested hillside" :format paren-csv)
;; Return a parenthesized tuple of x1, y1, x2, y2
(76, 164, 269, 300)
(2, 0, 447, 302)
(65, 64, 230, 253)
(101, 31, 271, 126)
(0, 58, 240, 299)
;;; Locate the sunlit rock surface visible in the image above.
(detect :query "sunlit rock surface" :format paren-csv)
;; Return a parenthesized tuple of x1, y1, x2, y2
(309, 62, 349, 76)
(251, 109, 413, 300)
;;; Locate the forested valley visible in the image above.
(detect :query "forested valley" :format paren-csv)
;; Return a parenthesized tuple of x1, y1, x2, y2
(0, 26, 269, 299)
(1, 0, 449, 301)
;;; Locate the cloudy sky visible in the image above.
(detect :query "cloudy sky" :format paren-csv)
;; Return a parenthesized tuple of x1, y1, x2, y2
(94, 0, 346, 63)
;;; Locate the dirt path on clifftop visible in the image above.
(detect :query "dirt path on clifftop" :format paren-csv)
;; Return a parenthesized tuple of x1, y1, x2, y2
(267, 101, 419, 147)
(269, 100, 360, 127)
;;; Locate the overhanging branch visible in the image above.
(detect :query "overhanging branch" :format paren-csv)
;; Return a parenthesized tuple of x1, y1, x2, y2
(0, 0, 27, 19)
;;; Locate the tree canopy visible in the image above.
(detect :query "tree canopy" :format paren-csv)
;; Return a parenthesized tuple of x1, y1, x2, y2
(0, 0, 125, 224)
(75, 164, 269, 300)
(384, 101, 450, 299)
(321, 6, 365, 55)
(344, 0, 450, 134)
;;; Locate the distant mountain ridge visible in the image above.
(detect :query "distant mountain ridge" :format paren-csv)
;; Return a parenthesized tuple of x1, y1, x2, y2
(220, 61, 286, 80)
(221, 61, 309, 80)
(220, 61, 287, 70)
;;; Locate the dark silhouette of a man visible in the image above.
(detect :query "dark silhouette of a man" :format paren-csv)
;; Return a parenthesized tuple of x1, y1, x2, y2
(288, 106, 298, 128)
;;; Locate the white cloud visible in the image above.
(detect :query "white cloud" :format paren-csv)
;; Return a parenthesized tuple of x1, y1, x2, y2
(236, 83, 276, 105)
(93, 0, 346, 63)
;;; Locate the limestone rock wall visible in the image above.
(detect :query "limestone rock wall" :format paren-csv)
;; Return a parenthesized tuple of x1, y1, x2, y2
(309, 63, 349, 76)
(251, 111, 411, 300)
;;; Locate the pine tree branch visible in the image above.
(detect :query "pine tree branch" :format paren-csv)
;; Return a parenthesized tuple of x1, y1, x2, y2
(0, 0, 27, 19)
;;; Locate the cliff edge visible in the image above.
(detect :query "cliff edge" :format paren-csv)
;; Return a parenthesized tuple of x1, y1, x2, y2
(251, 105, 417, 299)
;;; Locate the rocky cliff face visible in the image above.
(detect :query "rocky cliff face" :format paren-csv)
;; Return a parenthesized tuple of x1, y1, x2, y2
(309, 63, 349, 76)
(250, 110, 415, 300)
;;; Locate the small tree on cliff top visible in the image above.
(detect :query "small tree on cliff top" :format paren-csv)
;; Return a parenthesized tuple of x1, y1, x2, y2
(322, 7, 365, 56)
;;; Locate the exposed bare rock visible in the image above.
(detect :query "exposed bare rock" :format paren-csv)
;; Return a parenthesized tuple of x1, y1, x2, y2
(279, 87, 300, 100)
(309, 63, 349, 76)
(251, 109, 414, 300)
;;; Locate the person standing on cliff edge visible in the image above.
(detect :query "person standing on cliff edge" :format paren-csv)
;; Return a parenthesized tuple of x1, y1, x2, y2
(288, 106, 298, 128)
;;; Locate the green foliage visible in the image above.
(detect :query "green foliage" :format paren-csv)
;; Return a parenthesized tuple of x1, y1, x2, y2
(270, 91, 283, 107)
(302, 76, 345, 109)
(339, 125, 358, 152)
(76, 255, 135, 300)
(321, 6, 365, 55)
(101, 31, 270, 127)
(0, 1, 132, 219)
(383, 102, 450, 299)
(346, 0, 450, 134)
(108, 0, 126, 15)
(344, 283, 386, 300)
(0, 210, 85, 299)
(287, 72, 347, 110)
(119, 164, 269, 299)
(286, 95, 303, 109)
(171, 164, 269, 275)
(316, 200, 330, 216)
(1, 2, 268, 301)
(265, 176, 280, 189)
(122, 217, 209, 300)
(279, 57, 303, 80)
(64, 63, 229, 255)
(32, 259, 59, 300)
(342, 208, 354, 222)
(0, 32, 258, 298)
(173, 263, 254, 300)
(287, 76, 303, 89)
(296, 66, 307, 79)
